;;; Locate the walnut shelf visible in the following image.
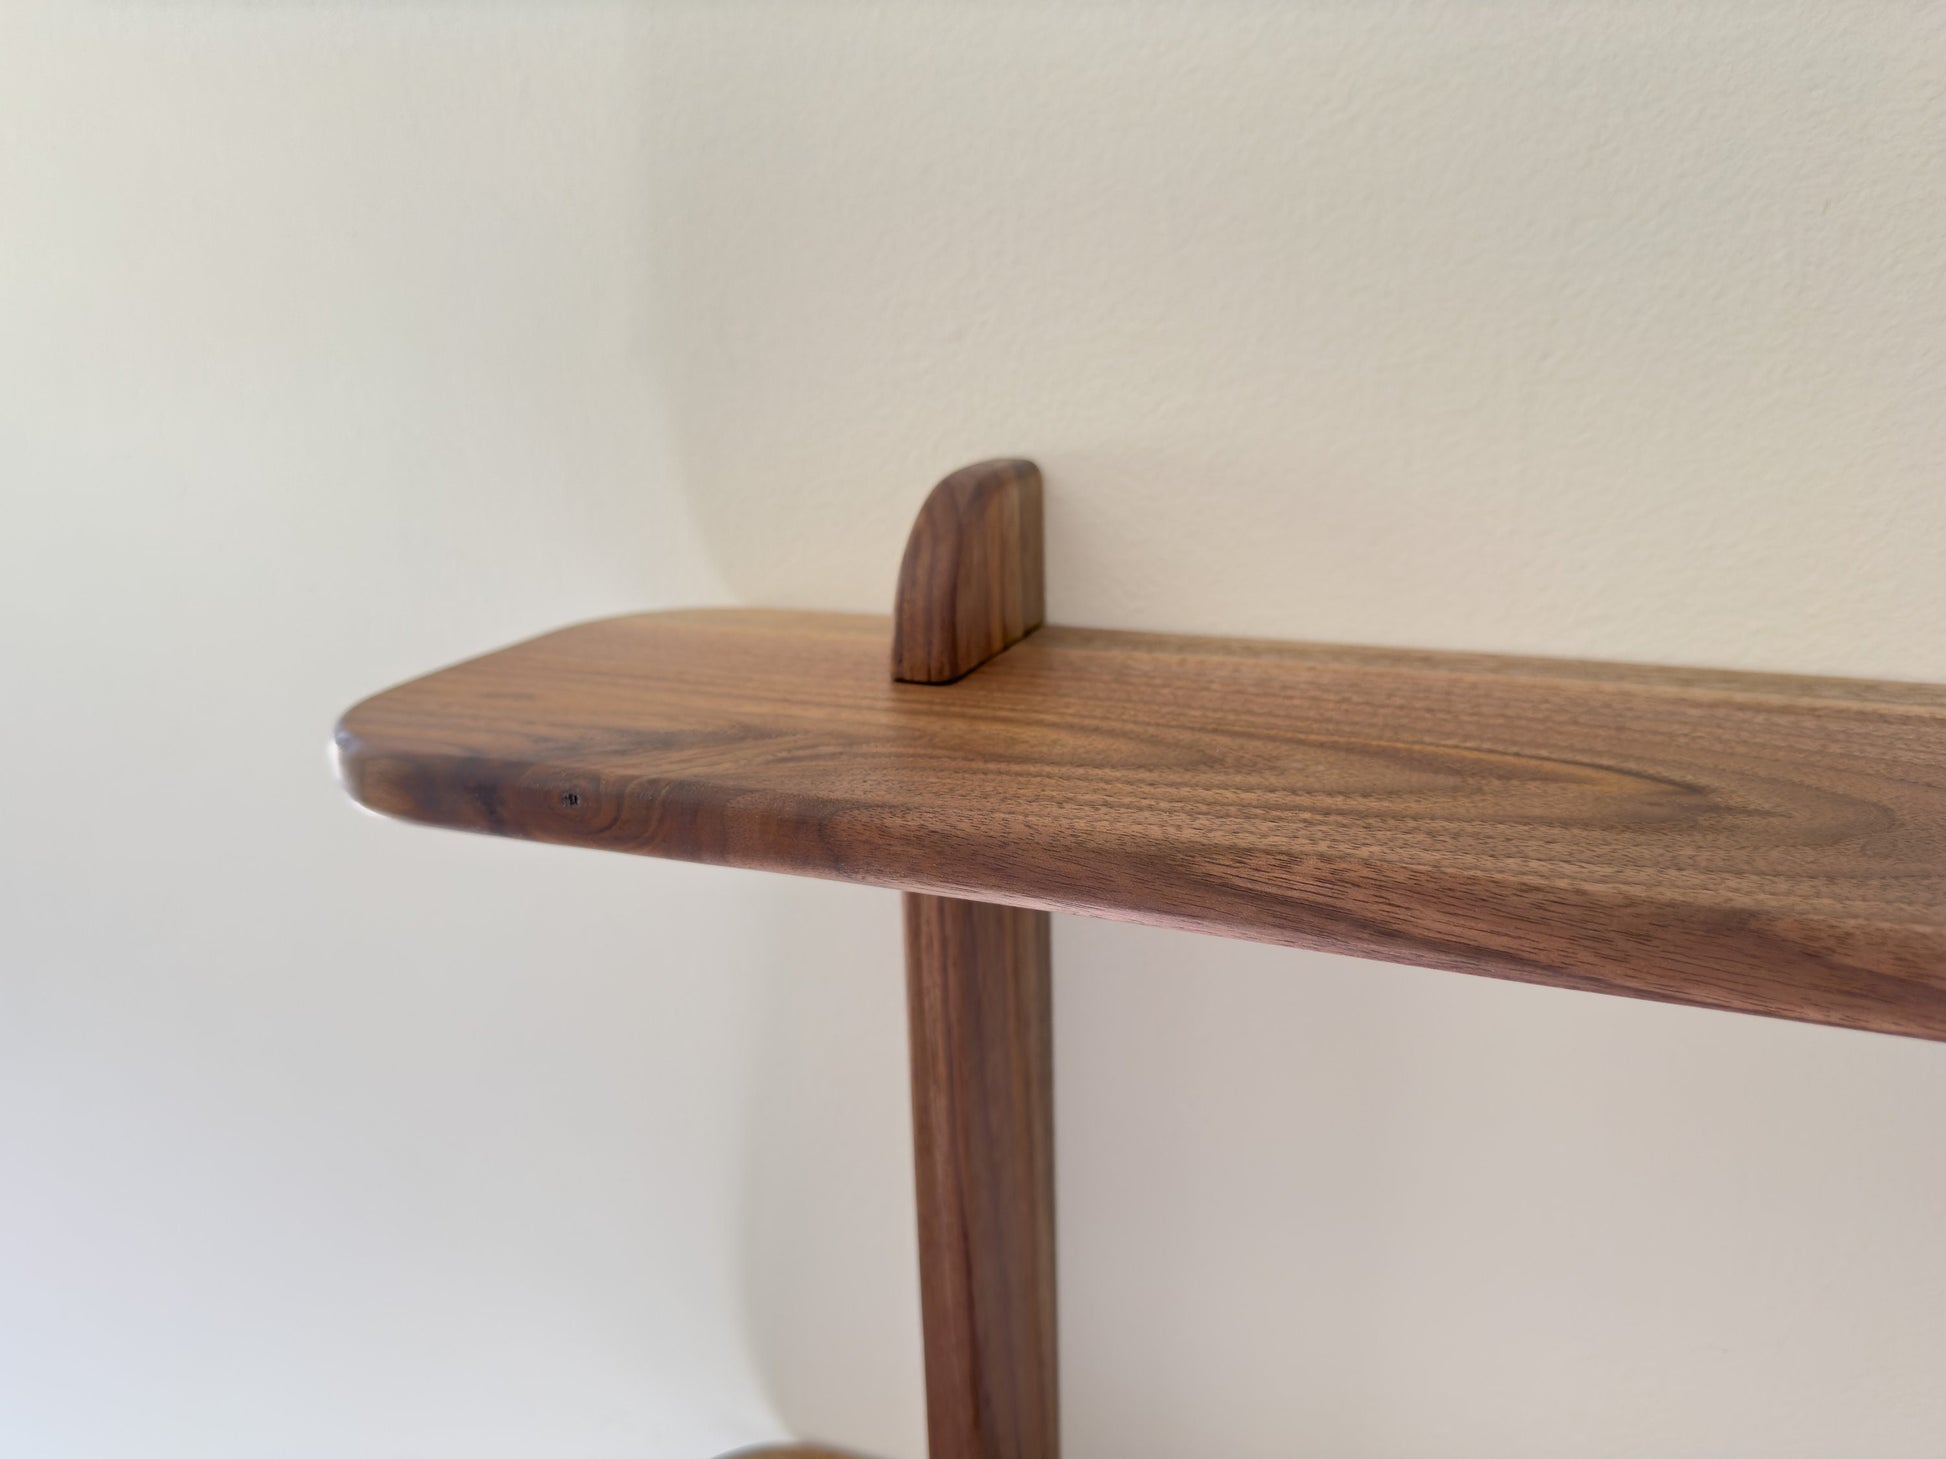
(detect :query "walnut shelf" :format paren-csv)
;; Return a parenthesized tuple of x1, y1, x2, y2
(337, 604, 1946, 1043)
(336, 460, 1946, 1459)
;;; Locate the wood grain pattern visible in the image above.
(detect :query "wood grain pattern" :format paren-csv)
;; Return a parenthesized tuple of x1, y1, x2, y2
(336, 609, 1946, 1041)
(891, 460, 1044, 684)
(896, 456, 1059, 1459)
(905, 894, 1057, 1459)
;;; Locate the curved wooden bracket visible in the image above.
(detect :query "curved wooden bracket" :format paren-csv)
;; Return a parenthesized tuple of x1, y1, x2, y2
(892, 459, 1045, 684)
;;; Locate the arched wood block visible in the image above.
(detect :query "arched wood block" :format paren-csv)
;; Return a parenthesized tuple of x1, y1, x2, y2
(892, 460, 1045, 684)
(897, 461, 1059, 1459)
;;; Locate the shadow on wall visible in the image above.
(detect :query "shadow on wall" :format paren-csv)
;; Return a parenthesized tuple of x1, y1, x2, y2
(731, 878, 925, 1459)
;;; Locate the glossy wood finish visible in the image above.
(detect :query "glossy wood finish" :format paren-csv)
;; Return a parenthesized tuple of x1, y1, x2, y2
(892, 460, 1044, 684)
(896, 458, 1058, 1459)
(337, 610, 1946, 1041)
(905, 894, 1057, 1459)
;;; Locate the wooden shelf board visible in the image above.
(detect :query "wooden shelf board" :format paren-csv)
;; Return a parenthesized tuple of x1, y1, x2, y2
(336, 609, 1946, 1041)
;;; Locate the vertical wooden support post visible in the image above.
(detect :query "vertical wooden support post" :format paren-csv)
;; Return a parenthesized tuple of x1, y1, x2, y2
(903, 896, 1056, 1459)
(894, 461, 1058, 1459)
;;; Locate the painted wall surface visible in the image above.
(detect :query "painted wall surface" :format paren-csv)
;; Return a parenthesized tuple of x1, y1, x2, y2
(4, 4, 1944, 1457)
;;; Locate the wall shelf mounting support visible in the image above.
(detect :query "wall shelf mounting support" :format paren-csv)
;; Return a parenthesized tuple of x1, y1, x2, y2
(336, 460, 1946, 1459)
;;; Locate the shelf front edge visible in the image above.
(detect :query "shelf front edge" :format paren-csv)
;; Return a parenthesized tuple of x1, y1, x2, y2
(335, 608, 1946, 1042)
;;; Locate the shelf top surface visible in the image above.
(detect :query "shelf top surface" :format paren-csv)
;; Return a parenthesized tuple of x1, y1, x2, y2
(337, 609, 1946, 1041)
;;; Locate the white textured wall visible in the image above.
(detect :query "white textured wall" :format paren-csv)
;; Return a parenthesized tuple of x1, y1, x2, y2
(4, 4, 1945, 1457)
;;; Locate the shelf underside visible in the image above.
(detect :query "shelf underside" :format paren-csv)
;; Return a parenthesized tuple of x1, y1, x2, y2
(337, 609, 1946, 1041)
